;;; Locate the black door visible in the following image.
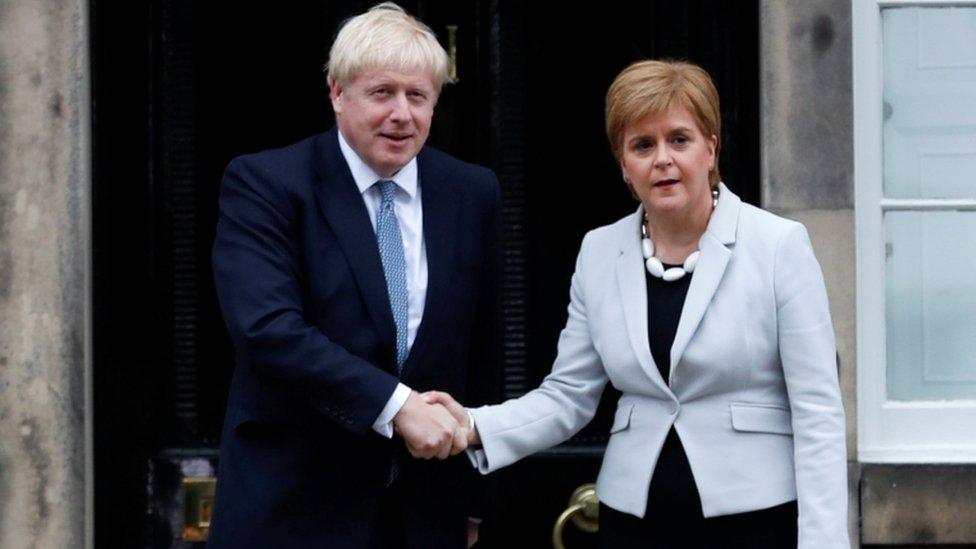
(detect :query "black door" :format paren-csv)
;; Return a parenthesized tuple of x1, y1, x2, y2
(91, 2, 758, 547)
(480, 3, 759, 547)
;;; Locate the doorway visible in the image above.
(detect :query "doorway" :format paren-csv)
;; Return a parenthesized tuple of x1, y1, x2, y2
(91, 1, 758, 547)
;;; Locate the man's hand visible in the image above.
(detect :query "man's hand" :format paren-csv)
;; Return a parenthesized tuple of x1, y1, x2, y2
(393, 391, 468, 459)
(420, 391, 481, 447)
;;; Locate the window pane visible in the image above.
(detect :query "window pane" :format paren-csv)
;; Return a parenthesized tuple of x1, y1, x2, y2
(883, 8, 976, 199)
(886, 211, 976, 400)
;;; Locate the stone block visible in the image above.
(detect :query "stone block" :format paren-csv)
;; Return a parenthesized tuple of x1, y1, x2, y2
(861, 464, 976, 544)
(761, 0, 854, 210)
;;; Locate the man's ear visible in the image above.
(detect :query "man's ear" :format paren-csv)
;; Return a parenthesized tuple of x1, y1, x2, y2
(329, 80, 343, 115)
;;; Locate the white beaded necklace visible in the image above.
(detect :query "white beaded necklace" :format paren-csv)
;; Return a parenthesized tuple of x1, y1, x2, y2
(640, 187, 719, 282)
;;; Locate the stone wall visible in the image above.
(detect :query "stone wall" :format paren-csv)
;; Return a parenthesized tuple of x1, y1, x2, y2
(760, 0, 857, 546)
(0, 1, 91, 547)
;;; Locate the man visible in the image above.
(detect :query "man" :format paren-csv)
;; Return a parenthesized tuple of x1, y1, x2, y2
(208, 4, 500, 548)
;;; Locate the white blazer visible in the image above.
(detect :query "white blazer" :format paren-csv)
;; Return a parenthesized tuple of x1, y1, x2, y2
(469, 183, 849, 548)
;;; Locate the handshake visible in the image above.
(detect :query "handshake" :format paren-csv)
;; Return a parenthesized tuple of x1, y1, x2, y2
(392, 390, 482, 459)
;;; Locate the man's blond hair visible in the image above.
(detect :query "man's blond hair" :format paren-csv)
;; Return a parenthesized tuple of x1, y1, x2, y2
(326, 2, 451, 91)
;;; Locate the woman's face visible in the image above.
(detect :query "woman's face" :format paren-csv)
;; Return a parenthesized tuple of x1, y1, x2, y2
(619, 106, 717, 220)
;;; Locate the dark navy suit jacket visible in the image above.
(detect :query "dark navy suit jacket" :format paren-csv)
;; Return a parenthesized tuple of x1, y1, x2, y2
(209, 128, 500, 548)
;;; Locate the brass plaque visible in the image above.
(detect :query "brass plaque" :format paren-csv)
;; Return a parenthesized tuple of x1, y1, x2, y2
(181, 477, 216, 542)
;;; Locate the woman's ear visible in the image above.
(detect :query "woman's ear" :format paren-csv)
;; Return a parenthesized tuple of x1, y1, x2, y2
(707, 134, 718, 170)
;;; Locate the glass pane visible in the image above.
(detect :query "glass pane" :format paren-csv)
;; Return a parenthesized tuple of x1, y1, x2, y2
(883, 8, 976, 199)
(886, 211, 976, 400)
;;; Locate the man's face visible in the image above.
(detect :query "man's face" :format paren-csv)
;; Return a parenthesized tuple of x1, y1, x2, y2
(330, 67, 437, 178)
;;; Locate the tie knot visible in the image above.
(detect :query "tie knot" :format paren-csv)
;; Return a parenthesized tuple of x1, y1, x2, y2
(377, 180, 397, 205)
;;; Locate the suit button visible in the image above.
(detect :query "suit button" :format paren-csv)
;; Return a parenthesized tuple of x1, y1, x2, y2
(669, 402, 679, 415)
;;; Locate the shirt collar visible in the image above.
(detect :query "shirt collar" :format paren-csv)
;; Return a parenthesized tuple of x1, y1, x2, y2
(337, 129, 418, 199)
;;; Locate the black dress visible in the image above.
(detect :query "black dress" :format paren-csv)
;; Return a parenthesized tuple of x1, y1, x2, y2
(598, 264, 798, 549)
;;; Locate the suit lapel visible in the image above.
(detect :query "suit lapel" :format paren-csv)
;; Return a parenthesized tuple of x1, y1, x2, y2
(312, 129, 398, 368)
(399, 149, 451, 379)
(668, 183, 740, 376)
(616, 207, 672, 394)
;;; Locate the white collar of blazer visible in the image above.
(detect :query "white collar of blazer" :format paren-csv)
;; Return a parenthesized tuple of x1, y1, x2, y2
(615, 182, 742, 392)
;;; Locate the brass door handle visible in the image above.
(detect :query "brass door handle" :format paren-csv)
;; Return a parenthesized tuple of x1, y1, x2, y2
(552, 483, 599, 549)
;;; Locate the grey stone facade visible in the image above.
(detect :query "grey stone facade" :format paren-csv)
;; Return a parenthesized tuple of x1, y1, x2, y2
(0, 1, 91, 548)
(862, 464, 976, 545)
(760, 0, 858, 545)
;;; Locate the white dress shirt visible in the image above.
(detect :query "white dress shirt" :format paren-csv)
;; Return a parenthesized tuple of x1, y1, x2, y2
(337, 131, 425, 437)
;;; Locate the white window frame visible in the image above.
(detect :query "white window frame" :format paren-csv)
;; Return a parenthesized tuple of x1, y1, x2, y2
(854, 0, 976, 463)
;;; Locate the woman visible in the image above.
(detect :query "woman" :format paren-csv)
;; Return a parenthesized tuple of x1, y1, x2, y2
(427, 60, 848, 548)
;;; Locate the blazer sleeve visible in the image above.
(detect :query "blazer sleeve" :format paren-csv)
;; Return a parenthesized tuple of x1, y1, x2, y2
(213, 156, 399, 436)
(774, 223, 850, 549)
(469, 232, 609, 473)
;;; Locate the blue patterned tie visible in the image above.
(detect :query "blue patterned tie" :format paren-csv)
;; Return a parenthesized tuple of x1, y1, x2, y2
(376, 180, 408, 486)
(375, 180, 409, 371)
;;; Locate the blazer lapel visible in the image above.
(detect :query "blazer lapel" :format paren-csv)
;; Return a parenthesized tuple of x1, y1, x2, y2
(399, 149, 451, 379)
(668, 183, 740, 376)
(313, 129, 398, 368)
(616, 206, 672, 394)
